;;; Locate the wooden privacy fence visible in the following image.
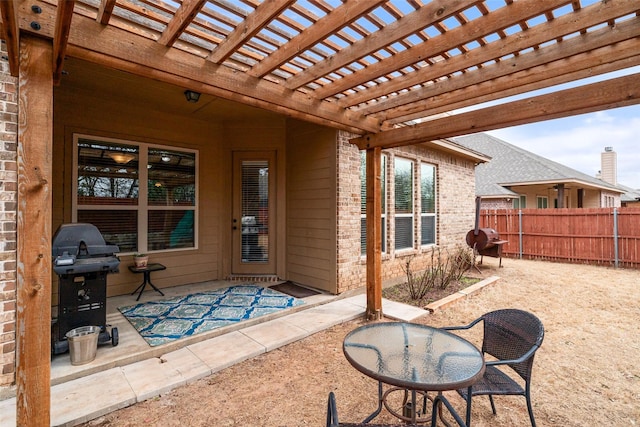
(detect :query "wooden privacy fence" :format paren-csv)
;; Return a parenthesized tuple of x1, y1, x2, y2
(479, 208, 640, 269)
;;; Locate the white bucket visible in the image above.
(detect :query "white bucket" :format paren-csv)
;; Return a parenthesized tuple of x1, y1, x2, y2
(65, 326, 101, 365)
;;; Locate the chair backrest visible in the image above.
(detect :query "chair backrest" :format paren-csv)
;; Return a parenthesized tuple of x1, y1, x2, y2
(481, 309, 544, 381)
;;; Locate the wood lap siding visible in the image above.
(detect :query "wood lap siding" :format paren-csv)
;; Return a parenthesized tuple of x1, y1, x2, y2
(480, 208, 640, 269)
(286, 123, 337, 293)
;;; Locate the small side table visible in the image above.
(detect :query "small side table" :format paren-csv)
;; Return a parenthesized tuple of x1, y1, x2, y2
(129, 263, 166, 301)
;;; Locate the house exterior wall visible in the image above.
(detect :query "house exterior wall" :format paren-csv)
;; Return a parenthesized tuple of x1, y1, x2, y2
(479, 199, 513, 210)
(285, 121, 337, 293)
(508, 185, 613, 208)
(53, 84, 228, 302)
(0, 47, 17, 387)
(335, 138, 477, 293)
(0, 64, 478, 387)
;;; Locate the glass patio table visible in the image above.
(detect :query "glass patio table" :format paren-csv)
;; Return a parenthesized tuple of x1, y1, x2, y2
(343, 322, 485, 426)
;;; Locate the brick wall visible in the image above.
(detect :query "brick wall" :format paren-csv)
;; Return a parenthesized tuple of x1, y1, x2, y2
(0, 42, 18, 387)
(481, 199, 513, 210)
(335, 134, 477, 293)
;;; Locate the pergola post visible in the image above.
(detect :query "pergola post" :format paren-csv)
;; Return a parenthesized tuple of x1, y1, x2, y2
(365, 147, 382, 320)
(16, 35, 53, 426)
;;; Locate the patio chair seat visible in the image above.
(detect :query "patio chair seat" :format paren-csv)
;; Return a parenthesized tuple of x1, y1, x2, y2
(442, 308, 544, 427)
(458, 365, 526, 398)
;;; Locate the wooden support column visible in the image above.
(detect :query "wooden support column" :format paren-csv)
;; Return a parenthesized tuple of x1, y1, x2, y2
(16, 35, 53, 427)
(365, 147, 382, 320)
(556, 184, 565, 208)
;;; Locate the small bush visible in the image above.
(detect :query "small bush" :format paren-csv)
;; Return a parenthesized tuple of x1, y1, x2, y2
(402, 245, 473, 300)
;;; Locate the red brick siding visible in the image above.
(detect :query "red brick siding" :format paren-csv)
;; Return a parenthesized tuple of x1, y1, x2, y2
(0, 42, 18, 387)
(335, 134, 477, 293)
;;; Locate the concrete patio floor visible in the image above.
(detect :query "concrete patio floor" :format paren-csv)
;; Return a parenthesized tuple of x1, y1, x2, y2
(0, 281, 429, 426)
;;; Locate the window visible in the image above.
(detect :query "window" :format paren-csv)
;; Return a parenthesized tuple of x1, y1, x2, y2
(394, 157, 413, 251)
(420, 163, 436, 245)
(537, 196, 548, 209)
(513, 195, 526, 209)
(360, 152, 386, 255)
(74, 135, 197, 254)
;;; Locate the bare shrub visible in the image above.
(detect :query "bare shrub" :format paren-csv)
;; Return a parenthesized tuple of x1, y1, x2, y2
(402, 245, 473, 299)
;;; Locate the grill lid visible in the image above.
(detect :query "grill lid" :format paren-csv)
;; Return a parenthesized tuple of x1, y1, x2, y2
(52, 223, 119, 258)
(52, 223, 120, 275)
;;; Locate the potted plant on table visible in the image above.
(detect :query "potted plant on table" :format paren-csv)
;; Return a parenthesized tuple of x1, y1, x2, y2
(133, 253, 149, 268)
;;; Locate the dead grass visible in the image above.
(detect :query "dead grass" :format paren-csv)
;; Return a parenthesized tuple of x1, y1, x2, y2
(84, 258, 640, 427)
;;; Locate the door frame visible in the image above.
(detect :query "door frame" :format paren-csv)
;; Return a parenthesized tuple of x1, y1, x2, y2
(231, 150, 277, 275)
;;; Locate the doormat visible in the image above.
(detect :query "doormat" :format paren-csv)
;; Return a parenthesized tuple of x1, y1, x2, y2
(270, 281, 321, 298)
(118, 285, 304, 347)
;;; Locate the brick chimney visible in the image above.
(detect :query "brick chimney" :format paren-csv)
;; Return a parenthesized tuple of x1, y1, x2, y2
(600, 146, 617, 185)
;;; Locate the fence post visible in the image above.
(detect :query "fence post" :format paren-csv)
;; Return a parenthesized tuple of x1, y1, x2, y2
(519, 209, 523, 259)
(613, 208, 619, 268)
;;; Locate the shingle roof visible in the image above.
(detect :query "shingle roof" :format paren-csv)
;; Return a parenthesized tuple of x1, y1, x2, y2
(451, 133, 623, 197)
(618, 184, 640, 202)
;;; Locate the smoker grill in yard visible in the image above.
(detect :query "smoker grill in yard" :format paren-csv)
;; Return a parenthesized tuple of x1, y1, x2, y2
(51, 223, 120, 355)
(466, 197, 508, 268)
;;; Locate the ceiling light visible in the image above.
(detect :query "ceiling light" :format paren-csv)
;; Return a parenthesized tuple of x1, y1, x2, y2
(184, 90, 201, 103)
(108, 152, 135, 164)
(161, 155, 171, 162)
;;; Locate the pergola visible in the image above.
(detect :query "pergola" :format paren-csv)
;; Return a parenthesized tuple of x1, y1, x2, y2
(1, 0, 639, 424)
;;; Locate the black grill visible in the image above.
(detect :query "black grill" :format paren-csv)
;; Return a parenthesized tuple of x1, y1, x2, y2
(51, 223, 120, 355)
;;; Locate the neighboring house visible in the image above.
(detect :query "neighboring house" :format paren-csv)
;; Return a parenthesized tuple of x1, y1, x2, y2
(452, 133, 625, 210)
(620, 185, 640, 207)
(0, 47, 488, 387)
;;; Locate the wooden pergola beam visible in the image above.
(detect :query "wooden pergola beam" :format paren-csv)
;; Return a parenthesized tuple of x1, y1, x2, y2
(383, 41, 640, 125)
(53, 0, 75, 85)
(16, 34, 53, 427)
(208, 0, 295, 64)
(249, 0, 384, 78)
(352, 72, 640, 150)
(158, 0, 207, 47)
(362, 14, 640, 117)
(96, 0, 116, 25)
(0, 0, 20, 76)
(342, 0, 640, 109)
(365, 147, 382, 320)
(284, 0, 471, 90)
(319, 0, 572, 101)
(18, 1, 381, 134)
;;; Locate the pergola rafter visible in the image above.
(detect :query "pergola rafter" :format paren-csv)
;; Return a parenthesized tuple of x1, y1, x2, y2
(0, 0, 635, 136)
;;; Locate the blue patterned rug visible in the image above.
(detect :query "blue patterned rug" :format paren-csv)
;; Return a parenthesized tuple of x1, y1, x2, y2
(118, 285, 304, 347)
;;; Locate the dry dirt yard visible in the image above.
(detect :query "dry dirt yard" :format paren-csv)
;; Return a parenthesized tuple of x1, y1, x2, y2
(84, 258, 640, 427)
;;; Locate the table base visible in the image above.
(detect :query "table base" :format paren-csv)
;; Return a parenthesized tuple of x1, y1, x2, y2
(363, 383, 465, 426)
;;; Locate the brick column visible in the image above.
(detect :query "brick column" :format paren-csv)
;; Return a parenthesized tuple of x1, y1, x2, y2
(335, 131, 365, 293)
(0, 41, 18, 387)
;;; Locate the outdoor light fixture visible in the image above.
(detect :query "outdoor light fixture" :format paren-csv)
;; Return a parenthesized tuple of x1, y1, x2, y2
(184, 90, 201, 103)
(108, 152, 135, 164)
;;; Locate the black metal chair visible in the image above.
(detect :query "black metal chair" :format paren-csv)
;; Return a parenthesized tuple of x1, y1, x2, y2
(442, 308, 544, 427)
(326, 392, 418, 427)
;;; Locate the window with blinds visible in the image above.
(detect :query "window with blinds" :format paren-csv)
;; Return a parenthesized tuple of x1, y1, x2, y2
(241, 160, 269, 263)
(420, 163, 436, 246)
(394, 157, 413, 251)
(360, 152, 386, 256)
(74, 135, 197, 254)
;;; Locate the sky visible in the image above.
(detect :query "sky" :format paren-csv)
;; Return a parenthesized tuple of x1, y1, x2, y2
(458, 63, 640, 190)
(486, 105, 640, 190)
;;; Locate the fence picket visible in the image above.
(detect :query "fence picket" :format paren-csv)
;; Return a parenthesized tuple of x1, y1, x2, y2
(479, 208, 640, 269)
